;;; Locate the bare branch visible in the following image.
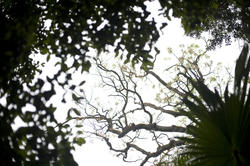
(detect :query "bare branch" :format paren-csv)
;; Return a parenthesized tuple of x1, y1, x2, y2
(143, 102, 182, 117)
(75, 46, 225, 165)
(147, 70, 186, 97)
(119, 123, 186, 138)
(140, 140, 184, 166)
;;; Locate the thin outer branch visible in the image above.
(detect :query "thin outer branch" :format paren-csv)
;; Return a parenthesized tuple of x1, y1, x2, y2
(147, 70, 186, 97)
(127, 73, 153, 123)
(143, 102, 182, 117)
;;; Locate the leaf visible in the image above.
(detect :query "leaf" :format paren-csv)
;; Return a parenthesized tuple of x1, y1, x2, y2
(61, 63, 68, 72)
(48, 105, 56, 112)
(46, 54, 51, 62)
(40, 48, 48, 55)
(67, 109, 72, 120)
(124, 58, 130, 64)
(72, 93, 78, 101)
(81, 61, 91, 73)
(66, 73, 72, 80)
(154, 47, 160, 54)
(75, 124, 83, 128)
(160, 22, 167, 30)
(212, 2, 219, 9)
(224, 84, 229, 101)
(74, 137, 85, 146)
(79, 80, 86, 86)
(234, 44, 249, 92)
(69, 85, 76, 90)
(191, 80, 221, 109)
(77, 130, 83, 135)
(72, 108, 81, 116)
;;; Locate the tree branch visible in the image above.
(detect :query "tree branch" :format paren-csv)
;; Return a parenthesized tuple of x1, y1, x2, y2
(143, 102, 182, 117)
(140, 140, 184, 166)
(119, 123, 186, 138)
(147, 70, 186, 97)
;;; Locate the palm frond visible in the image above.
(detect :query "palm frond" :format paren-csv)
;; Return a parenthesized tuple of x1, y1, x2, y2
(180, 44, 250, 166)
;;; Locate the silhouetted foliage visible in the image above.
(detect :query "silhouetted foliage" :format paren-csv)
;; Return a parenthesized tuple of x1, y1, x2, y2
(159, 0, 250, 48)
(180, 44, 250, 166)
(0, 0, 160, 165)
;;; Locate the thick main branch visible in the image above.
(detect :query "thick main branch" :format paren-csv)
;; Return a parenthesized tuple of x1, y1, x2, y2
(118, 123, 186, 138)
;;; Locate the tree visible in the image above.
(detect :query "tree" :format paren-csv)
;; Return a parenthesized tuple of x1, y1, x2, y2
(0, 1, 160, 165)
(0, 0, 161, 88)
(71, 44, 233, 165)
(1, 0, 249, 89)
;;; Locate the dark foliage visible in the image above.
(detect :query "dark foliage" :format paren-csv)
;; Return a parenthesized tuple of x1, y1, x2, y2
(159, 0, 250, 48)
(0, 0, 160, 165)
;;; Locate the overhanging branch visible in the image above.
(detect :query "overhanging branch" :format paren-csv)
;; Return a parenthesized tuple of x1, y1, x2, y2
(143, 102, 182, 117)
(118, 123, 186, 138)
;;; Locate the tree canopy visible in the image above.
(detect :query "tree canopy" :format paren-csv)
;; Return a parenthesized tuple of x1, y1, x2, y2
(71, 44, 240, 165)
(1, 0, 249, 87)
(0, 0, 249, 165)
(159, 0, 250, 48)
(1, 1, 159, 165)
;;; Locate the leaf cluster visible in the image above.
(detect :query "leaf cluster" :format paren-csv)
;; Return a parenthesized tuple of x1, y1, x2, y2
(159, 0, 250, 48)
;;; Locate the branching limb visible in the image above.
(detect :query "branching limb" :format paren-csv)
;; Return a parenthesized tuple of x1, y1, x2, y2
(140, 140, 184, 166)
(75, 47, 223, 165)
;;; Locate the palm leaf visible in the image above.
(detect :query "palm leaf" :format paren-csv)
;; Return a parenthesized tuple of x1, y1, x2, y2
(180, 43, 250, 166)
